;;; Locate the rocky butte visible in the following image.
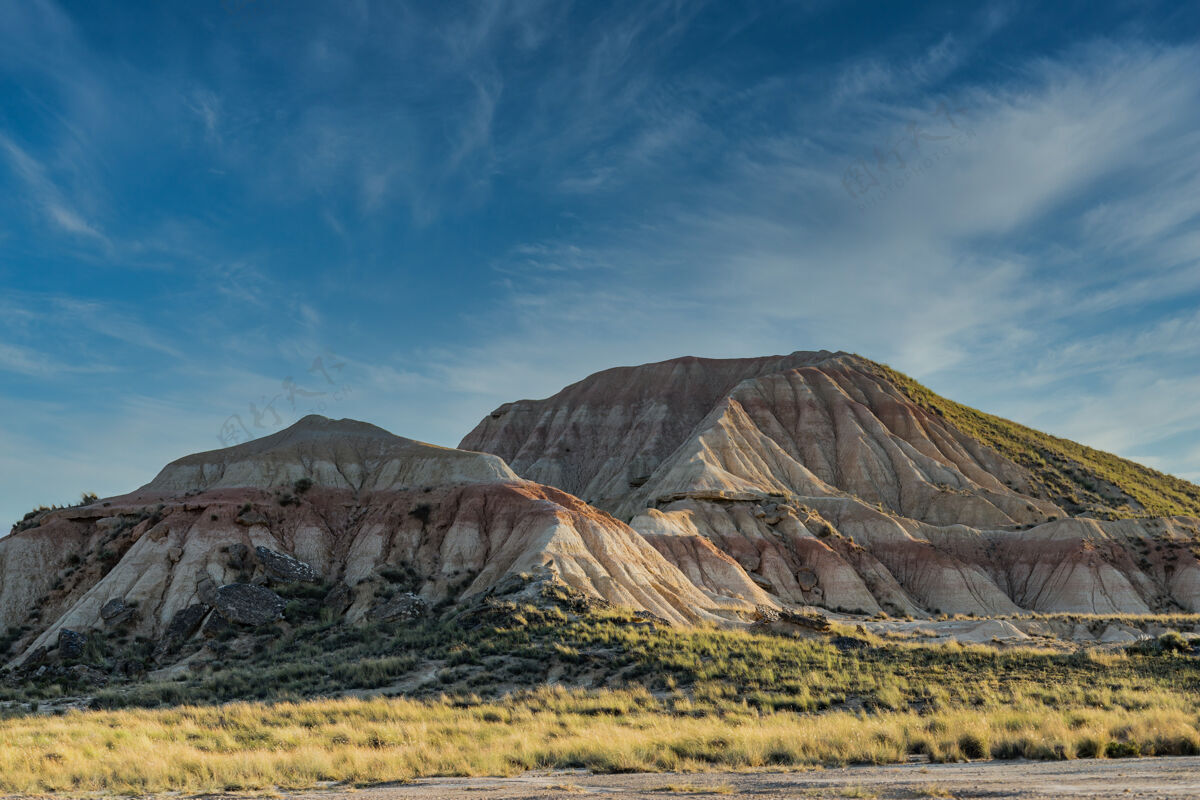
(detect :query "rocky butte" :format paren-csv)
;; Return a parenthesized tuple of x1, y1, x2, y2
(3, 351, 1200, 676)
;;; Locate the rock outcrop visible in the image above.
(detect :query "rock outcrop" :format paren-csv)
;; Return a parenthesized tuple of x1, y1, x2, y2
(57, 629, 86, 660)
(368, 592, 427, 622)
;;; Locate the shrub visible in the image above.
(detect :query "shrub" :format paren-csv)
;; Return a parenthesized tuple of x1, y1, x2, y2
(958, 732, 987, 760)
(1104, 740, 1140, 758)
(1157, 631, 1190, 654)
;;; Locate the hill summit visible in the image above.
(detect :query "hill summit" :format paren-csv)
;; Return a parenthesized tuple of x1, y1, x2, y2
(140, 415, 517, 495)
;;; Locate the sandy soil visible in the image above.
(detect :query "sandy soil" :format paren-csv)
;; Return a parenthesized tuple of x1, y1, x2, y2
(284, 757, 1200, 799)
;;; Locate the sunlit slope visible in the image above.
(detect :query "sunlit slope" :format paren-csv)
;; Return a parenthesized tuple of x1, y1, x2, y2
(871, 363, 1200, 519)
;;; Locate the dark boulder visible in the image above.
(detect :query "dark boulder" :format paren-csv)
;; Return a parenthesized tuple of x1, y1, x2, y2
(69, 664, 108, 687)
(100, 598, 134, 626)
(368, 592, 427, 622)
(255, 546, 321, 583)
(214, 583, 286, 626)
(153, 603, 211, 662)
(322, 582, 353, 614)
(57, 629, 87, 660)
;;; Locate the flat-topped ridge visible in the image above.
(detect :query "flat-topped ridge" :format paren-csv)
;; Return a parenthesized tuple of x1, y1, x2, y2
(140, 415, 517, 495)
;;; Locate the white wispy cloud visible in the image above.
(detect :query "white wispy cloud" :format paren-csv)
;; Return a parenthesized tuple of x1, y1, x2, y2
(0, 134, 110, 246)
(0, 342, 116, 378)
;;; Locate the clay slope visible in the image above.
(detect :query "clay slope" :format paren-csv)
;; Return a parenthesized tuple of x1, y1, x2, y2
(0, 417, 748, 669)
(462, 351, 849, 507)
(462, 352, 1200, 616)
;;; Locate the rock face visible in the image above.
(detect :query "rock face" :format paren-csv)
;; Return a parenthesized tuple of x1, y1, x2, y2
(462, 351, 1200, 617)
(0, 415, 745, 668)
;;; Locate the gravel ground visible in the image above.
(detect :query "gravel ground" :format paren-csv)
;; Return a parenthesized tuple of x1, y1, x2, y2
(282, 757, 1200, 799)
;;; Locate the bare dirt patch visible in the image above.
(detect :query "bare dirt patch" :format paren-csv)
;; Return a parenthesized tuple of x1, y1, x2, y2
(289, 757, 1200, 800)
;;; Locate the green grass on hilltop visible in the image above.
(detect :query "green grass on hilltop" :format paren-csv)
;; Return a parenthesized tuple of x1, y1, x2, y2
(870, 361, 1200, 519)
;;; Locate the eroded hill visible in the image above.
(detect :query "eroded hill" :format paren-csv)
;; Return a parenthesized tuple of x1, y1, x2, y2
(0, 416, 750, 679)
(461, 351, 1200, 617)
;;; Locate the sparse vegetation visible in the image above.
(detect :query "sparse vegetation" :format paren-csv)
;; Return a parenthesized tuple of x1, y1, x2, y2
(871, 361, 1200, 518)
(1, 592, 1194, 794)
(10, 493, 104, 534)
(410, 502, 433, 524)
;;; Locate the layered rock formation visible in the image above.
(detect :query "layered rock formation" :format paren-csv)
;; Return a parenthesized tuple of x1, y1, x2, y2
(462, 351, 1200, 617)
(5, 351, 1199, 676)
(0, 417, 747, 669)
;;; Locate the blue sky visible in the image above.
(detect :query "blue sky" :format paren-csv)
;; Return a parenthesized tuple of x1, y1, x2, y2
(3, 0, 1200, 527)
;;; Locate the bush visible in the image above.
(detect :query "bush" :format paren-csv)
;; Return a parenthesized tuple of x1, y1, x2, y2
(1104, 740, 1140, 758)
(958, 732, 988, 760)
(1157, 631, 1191, 654)
(1127, 631, 1193, 656)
